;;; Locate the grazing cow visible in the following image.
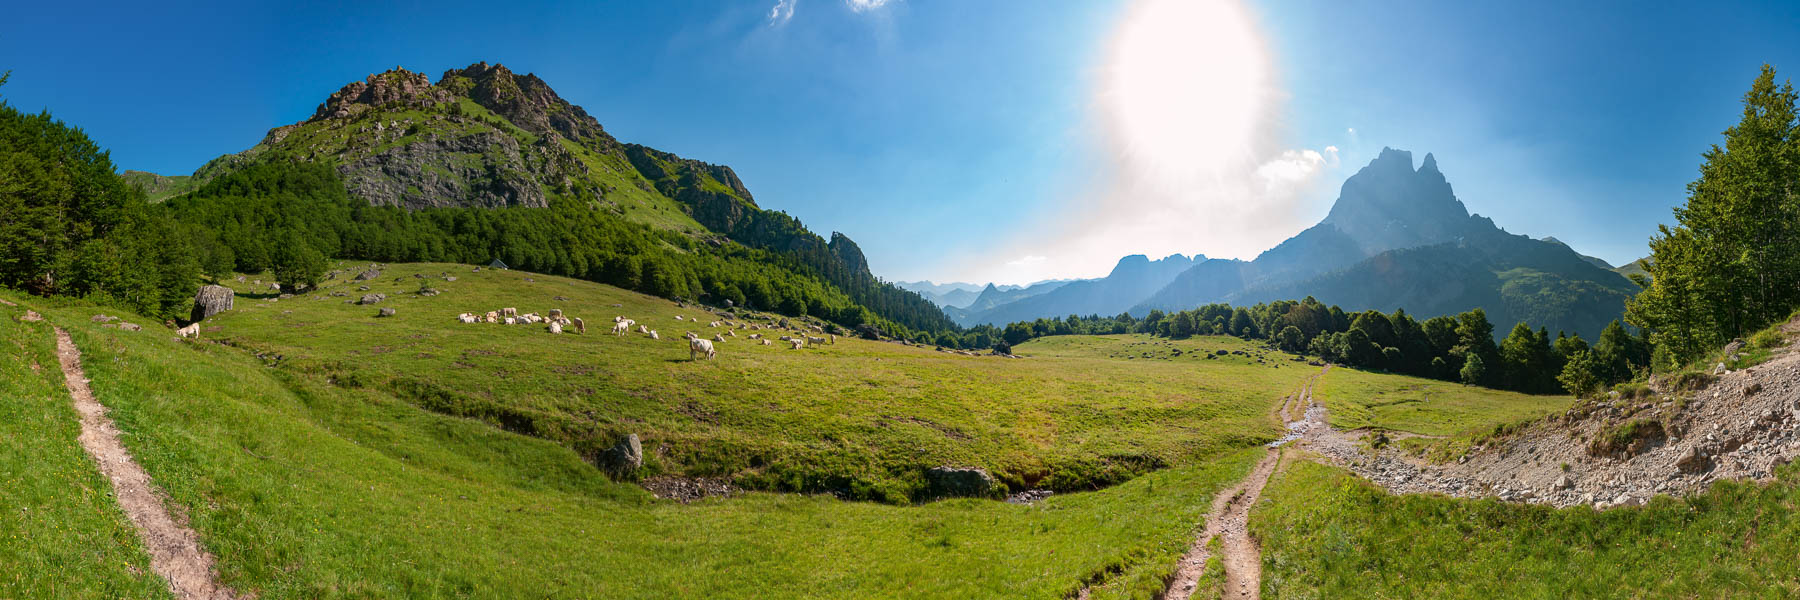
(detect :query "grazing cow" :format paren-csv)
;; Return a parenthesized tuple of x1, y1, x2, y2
(177, 323, 201, 338)
(761, 339, 773, 346)
(790, 339, 805, 350)
(486, 311, 499, 322)
(807, 336, 826, 346)
(712, 334, 726, 343)
(503, 307, 517, 317)
(612, 320, 631, 335)
(829, 334, 837, 344)
(779, 335, 793, 342)
(573, 317, 586, 333)
(548, 308, 563, 320)
(709, 321, 720, 328)
(649, 330, 660, 340)
(548, 321, 563, 334)
(675, 315, 685, 321)
(748, 333, 762, 340)
(615, 315, 626, 323)
(727, 330, 737, 337)
(689, 337, 716, 361)
(458, 314, 478, 324)
(504, 317, 517, 325)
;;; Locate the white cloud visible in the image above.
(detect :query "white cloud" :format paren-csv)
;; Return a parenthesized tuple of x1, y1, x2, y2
(768, 0, 797, 25)
(1254, 146, 1339, 190)
(845, 0, 892, 12)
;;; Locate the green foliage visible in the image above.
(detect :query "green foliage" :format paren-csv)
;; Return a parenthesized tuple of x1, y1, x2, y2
(268, 230, 327, 292)
(0, 94, 198, 320)
(1459, 353, 1486, 385)
(1557, 350, 1604, 398)
(1629, 64, 1800, 366)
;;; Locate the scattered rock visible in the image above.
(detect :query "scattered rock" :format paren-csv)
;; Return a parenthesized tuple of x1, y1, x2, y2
(356, 269, 381, 281)
(925, 466, 998, 498)
(21, 310, 44, 322)
(359, 293, 387, 305)
(599, 434, 643, 475)
(376, 308, 396, 318)
(119, 322, 142, 332)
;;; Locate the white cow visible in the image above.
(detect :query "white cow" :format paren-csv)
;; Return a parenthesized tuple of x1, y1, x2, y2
(675, 315, 685, 321)
(789, 339, 805, 350)
(689, 337, 716, 361)
(639, 325, 650, 334)
(712, 334, 726, 343)
(548, 321, 563, 334)
(761, 339, 773, 346)
(748, 333, 762, 340)
(573, 317, 586, 333)
(649, 330, 660, 340)
(504, 317, 517, 325)
(176, 323, 201, 338)
(503, 307, 518, 317)
(612, 320, 631, 335)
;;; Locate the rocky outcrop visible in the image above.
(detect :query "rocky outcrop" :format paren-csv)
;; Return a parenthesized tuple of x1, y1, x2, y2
(438, 62, 618, 151)
(358, 293, 386, 305)
(337, 130, 571, 209)
(310, 68, 452, 122)
(191, 285, 234, 323)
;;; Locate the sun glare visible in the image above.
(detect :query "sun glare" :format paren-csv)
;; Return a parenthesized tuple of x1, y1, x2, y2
(1100, 0, 1270, 182)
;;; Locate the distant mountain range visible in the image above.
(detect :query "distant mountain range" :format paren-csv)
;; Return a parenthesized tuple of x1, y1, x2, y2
(940, 148, 1639, 340)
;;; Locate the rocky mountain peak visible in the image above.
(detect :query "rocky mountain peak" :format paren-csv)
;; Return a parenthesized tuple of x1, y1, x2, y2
(1320, 147, 1479, 255)
(437, 62, 616, 148)
(309, 67, 451, 122)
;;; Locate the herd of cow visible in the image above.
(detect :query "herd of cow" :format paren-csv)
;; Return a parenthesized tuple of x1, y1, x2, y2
(454, 306, 836, 361)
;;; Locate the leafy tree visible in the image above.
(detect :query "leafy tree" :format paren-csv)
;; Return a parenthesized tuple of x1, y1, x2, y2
(269, 230, 327, 292)
(1629, 65, 1800, 366)
(1460, 353, 1487, 386)
(1276, 325, 1305, 352)
(1558, 350, 1605, 398)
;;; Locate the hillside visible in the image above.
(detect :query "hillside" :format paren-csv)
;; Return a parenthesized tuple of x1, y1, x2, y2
(141, 62, 953, 334)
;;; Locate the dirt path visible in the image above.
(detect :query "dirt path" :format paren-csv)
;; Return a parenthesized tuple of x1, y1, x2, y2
(1163, 375, 1325, 600)
(54, 327, 241, 600)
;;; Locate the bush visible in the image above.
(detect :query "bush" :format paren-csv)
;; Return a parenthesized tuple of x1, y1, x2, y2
(1750, 328, 1784, 350)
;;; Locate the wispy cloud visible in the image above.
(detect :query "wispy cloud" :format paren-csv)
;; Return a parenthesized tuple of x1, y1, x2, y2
(1255, 146, 1338, 190)
(768, 0, 797, 25)
(845, 0, 893, 12)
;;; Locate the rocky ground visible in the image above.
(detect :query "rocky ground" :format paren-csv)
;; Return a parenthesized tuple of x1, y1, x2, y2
(1297, 316, 1800, 509)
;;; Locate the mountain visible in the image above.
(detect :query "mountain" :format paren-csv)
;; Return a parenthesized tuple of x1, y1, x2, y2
(896, 280, 1035, 309)
(153, 62, 954, 333)
(1125, 148, 1636, 340)
(953, 254, 1199, 326)
(1541, 236, 1614, 269)
(120, 170, 197, 202)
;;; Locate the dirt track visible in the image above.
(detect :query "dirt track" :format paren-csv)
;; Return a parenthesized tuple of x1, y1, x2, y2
(55, 327, 240, 600)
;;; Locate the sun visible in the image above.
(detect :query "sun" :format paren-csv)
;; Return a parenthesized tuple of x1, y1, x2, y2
(1099, 0, 1270, 182)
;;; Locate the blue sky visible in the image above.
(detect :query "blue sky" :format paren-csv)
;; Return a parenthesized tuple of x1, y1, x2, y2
(4, 1, 1797, 284)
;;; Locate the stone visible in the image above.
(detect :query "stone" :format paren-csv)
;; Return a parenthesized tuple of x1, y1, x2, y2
(1676, 446, 1711, 474)
(1722, 338, 1745, 357)
(355, 269, 381, 281)
(599, 434, 643, 475)
(20, 310, 43, 322)
(119, 322, 142, 332)
(1714, 362, 1729, 376)
(191, 285, 235, 322)
(444, 276, 457, 282)
(1614, 494, 1645, 507)
(376, 308, 396, 318)
(925, 466, 998, 498)
(358, 293, 386, 305)
(1554, 475, 1572, 490)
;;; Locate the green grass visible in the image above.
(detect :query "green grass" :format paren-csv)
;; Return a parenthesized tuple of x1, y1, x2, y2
(1252, 458, 1800, 598)
(5, 287, 1274, 597)
(206, 263, 1312, 501)
(1311, 367, 1572, 458)
(0, 299, 169, 598)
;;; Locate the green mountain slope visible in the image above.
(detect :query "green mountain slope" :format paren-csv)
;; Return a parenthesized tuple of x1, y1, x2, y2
(155, 62, 952, 333)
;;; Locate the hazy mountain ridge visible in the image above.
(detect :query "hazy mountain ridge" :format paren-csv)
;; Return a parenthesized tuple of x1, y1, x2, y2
(958, 147, 1634, 338)
(952, 254, 1199, 325)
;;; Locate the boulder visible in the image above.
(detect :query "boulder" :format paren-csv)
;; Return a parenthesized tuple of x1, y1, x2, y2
(359, 293, 386, 305)
(355, 269, 381, 281)
(925, 466, 998, 498)
(119, 322, 142, 332)
(1554, 475, 1573, 490)
(599, 434, 643, 475)
(376, 308, 396, 318)
(1675, 446, 1711, 474)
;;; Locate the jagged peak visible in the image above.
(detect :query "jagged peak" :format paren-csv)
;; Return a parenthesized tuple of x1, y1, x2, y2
(436, 61, 617, 149)
(308, 67, 451, 122)
(1420, 152, 1439, 173)
(1373, 147, 1414, 171)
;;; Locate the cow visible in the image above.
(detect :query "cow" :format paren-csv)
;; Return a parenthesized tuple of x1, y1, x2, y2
(458, 313, 478, 324)
(573, 317, 585, 333)
(779, 335, 793, 342)
(675, 315, 685, 321)
(639, 325, 650, 334)
(789, 339, 804, 350)
(727, 330, 737, 337)
(829, 334, 837, 344)
(486, 311, 499, 322)
(548, 321, 563, 334)
(649, 330, 660, 340)
(503, 307, 517, 317)
(713, 334, 726, 342)
(612, 320, 631, 335)
(176, 323, 201, 338)
(504, 317, 517, 325)
(761, 339, 773, 346)
(748, 333, 762, 340)
(807, 336, 826, 346)
(689, 337, 716, 361)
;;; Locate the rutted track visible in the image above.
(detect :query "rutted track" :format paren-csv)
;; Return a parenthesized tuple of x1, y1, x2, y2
(54, 327, 241, 600)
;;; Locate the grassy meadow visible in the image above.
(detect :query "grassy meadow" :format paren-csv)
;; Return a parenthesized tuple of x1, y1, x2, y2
(1252, 458, 1800, 598)
(205, 262, 1313, 501)
(0, 300, 169, 599)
